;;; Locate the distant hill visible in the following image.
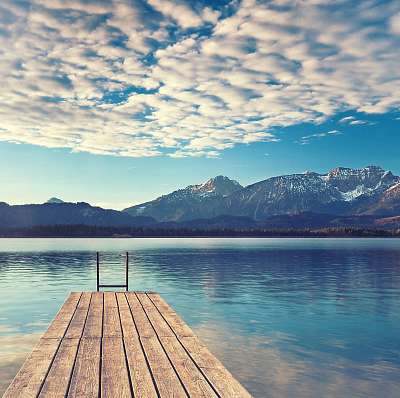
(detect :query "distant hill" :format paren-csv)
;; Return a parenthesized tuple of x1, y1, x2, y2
(0, 201, 155, 228)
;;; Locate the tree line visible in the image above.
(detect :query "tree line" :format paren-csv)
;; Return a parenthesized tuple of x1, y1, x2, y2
(0, 225, 399, 238)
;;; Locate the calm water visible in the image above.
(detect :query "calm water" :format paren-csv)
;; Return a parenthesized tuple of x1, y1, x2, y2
(0, 238, 399, 397)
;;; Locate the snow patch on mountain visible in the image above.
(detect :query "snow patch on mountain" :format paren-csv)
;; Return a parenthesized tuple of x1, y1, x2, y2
(340, 185, 374, 201)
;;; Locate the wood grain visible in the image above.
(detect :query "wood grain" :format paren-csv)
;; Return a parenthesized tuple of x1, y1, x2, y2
(136, 293, 175, 337)
(101, 337, 131, 398)
(103, 292, 122, 337)
(2, 338, 61, 398)
(38, 338, 80, 397)
(4, 291, 253, 398)
(67, 338, 101, 398)
(82, 292, 103, 338)
(159, 336, 218, 398)
(140, 336, 187, 398)
(147, 293, 195, 337)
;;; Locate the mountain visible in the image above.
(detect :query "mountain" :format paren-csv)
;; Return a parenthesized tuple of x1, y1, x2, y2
(124, 176, 242, 222)
(124, 166, 400, 223)
(1, 166, 399, 231)
(224, 166, 399, 220)
(0, 201, 155, 228)
(46, 197, 65, 204)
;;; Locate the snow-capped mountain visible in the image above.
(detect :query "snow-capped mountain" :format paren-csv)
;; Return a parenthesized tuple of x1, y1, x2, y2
(124, 176, 243, 222)
(124, 166, 400, 222)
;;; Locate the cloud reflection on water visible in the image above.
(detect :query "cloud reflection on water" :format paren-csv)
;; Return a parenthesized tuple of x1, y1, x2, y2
(194, 323, 400, 398)
(0, 327, 41, 395)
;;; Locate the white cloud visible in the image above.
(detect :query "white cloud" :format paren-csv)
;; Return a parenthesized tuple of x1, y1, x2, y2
(147, 0, 203, 29)
(297, 130, 342, 145)
(0, 0, 399, 158)
(390, 12, 400, 35)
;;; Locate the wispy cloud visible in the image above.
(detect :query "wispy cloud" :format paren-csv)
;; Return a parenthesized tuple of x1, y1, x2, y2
(297, 130, 342, 145)
(338, 116, 373, 126)
(0, 0, 399, 157)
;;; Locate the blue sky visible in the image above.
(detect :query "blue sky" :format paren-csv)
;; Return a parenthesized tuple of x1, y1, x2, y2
(0, 0, 399, 209)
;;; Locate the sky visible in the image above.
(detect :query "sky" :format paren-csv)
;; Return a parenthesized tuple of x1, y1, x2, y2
(0, 0, 399, 209)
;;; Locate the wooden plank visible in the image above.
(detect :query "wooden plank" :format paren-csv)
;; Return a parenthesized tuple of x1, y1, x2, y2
(124, 336, 158, 398)
(116, 293, 158, 397)
(3, 338, 61, 398)
(5, 292, 252, 398)
(116, 293, 139, 340)
(103, 292, 122, 337)
(147, 293, 195, 337)
(180, 337, 252, 398)
(65, 292, 91, 339)
(101, 337, 131, 398)
(159, 337, 218, 398)
(38, 338, 80, 397)
(67, 338, 101, 398)
(3, 293, 81, 398)
(136, 293, 175, 337)
(43, 292, 82, 339)
(125, 292, 156, 337)
(140, 336, 187, 398)
(82, 292, 103, 338)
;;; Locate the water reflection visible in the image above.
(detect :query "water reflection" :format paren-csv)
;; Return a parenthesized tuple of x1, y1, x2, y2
(0, 238, 400, 397)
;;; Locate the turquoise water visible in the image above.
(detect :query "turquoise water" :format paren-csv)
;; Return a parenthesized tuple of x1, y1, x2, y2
(0, 238, 400, 397)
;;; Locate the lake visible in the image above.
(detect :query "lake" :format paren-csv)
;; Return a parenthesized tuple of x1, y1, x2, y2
(0, 238, 399, 397)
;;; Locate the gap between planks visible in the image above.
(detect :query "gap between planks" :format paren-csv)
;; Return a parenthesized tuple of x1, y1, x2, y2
(3, 292, 252, 398)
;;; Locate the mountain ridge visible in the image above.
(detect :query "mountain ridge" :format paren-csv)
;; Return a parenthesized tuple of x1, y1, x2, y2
(1, 166, 399, 230)
(124, 165, 400, 222)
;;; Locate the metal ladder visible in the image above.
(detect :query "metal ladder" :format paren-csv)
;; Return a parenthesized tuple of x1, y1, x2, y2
(96, 251, 129, 291)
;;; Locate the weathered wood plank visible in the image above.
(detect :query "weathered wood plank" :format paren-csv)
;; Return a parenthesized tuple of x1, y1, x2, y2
(42, 292, 82, 339)
(103, 292, 122, 337)
(3, 338, 61, 398)
(180, 337, 252, 398)
(147, 293, 195, 337)
(159, 336, 218, 398)
(3, 293, 81, 398)
(101, 337, 131, 398)
(136, 293, 175, 337)
(5, 291, 252, 398)
(82, 292, 103, 338)
(140, 336, 187, 398)
(38, 338, 80, 397)
(116, 293, 137, 339)
(115, 293, 158, 397)
(124, 336, 158, 398)
(67, 338, 101, 398)
(125, 292, 156, 337)
(65, 292, 91, 339)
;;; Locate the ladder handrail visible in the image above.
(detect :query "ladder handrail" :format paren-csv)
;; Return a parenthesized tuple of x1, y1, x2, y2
(96, 251, 129, 291)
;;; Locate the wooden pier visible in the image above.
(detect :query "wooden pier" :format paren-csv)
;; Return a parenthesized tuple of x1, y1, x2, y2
(3, 292, 252, 397)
